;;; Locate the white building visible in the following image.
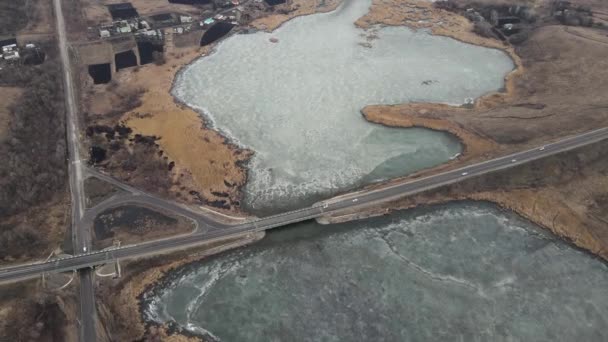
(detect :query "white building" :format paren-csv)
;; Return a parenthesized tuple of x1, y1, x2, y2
(180, 15, 193, 23)
(3, 50, 20, 60)
(99, 29, 111, 38)
(116, 21, 132, 34)
(2, 44, 17, 53)
(142, 29, 158, 37)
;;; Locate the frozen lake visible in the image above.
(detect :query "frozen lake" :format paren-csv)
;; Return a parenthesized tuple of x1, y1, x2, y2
(145, 203, 608, 341)
(174, 0, 513, 214)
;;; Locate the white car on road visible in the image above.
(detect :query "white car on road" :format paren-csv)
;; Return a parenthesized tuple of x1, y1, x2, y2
(461, 172, 468, 176)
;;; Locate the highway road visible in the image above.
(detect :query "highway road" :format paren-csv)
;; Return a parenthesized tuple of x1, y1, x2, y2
(81, 167, 228, 230)
(52, 0, 97, 339)
(40, 2, 608, 340)
(1, 126, 608, 284)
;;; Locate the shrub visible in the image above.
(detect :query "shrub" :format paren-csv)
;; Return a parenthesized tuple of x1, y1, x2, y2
(473, 21, 495, 38)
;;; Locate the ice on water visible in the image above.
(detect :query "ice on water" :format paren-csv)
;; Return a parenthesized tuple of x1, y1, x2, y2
(174, 0, 512, 214)
(147, 203, 608, 341)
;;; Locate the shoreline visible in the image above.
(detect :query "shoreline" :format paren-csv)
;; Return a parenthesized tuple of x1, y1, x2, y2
(138, 197, 608, 340)
(114, 0, 574, 339)
(163, 0, 515, 217)
(345, 0, 608, 262)
(121, 43, 253, 214)
(361, 105, 498, 164)
(99, 232, 265, 341)
(122, 0, 344, 216)
(167, 45, 256, 204)
(355, 0, 524, 112)
(322, 186, 608, 262)
(249, 0, 343, 32)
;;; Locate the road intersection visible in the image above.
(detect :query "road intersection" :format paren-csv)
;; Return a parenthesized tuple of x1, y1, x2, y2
(2, 126, 608, 285)
(37, 2, 608, 340)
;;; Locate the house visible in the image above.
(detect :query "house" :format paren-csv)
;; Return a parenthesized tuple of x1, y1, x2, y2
(143, 29, 156, 36)
(3, 50, 20, 61)
(2, 44, 17, 53)
(99, 29, 111, 38)
(150, 13, 177, 27)
(116, 21, 132, 34)
(180, 15, 193, 23)
(139, 20, 151, 30)
(213, 0, 232, 8)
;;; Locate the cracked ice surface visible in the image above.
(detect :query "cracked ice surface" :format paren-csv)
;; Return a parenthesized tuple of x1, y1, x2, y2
(173, 0, 513, 214)
(146, 203, 608, 341)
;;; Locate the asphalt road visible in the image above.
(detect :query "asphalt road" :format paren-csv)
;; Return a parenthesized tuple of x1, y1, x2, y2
(2, 126, 608, 283)
(52, 0, 96, 339)
(40, 3, 608, 340)
(82, 167, 227, 231)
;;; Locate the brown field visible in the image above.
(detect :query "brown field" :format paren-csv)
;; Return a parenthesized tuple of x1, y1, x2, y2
(251, 0, 342, 31)
(80, 0, 346, 214)
(367, 24, 608, 153)
(19, 0, 55, 35)
(321, 0, 608, 262)
(0, 281, 78, 342)
(80, 35, 252, 212)
(81, 0, 204, 26)
(121, 41, 253, 211)
(324, 139, 608, 261)
(97, 233, 264, 341)
(92, 205, 196, 249)
(0, 194, 70, 265)
(0, 87, 22, 141)
(81, 0, 608, 340)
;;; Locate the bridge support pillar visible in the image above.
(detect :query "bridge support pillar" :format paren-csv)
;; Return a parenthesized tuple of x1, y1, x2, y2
(114, 259, 122, 278)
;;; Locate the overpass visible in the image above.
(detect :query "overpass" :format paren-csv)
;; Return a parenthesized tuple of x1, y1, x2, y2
(1, 126, 608, 283)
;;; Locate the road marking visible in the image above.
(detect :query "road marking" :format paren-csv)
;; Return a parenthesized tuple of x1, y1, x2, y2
(2, 129, 608, 283)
